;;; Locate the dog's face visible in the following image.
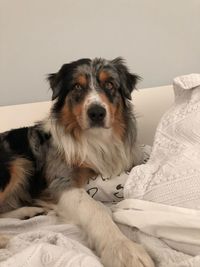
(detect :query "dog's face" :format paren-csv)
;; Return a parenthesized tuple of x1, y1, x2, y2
(48, 58, 139, 138)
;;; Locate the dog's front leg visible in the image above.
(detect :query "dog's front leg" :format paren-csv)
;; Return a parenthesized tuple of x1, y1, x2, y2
(57, 188, 154, 267)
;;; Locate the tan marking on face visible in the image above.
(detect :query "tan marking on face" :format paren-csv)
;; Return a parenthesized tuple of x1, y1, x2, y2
(99, 70, 110, 83)
(112, 98, 126, 140)
(60, 98, 85, 140)
(73, 102, 84, 119)
(76, 75, 87, 87)
(0, 158, 32, 204)
(99, 92, 116, 119)
(99, 93, 125, 139)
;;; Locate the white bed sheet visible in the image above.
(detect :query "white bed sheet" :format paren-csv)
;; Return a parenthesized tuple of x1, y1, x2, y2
(0, 212, 103, 267)
(1, 206, 200, 267)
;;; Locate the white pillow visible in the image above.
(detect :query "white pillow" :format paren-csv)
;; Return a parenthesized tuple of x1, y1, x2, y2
(85, 145, 151, 202)
(124, 74, 200, 209)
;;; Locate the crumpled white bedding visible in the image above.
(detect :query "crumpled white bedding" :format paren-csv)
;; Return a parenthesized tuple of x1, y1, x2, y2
(113, 73, 200, 267)
(0, 213, 103, 267)
(1, 74, 200, 267)
(114, 199, 200, 266)
(125, 73, 200, 209)
(1, 208, 200, 267)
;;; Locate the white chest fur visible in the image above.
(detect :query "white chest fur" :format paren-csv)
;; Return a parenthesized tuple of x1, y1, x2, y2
(46, 120, 137, 177)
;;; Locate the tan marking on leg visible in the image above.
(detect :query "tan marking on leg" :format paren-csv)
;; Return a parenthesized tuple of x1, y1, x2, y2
(0, 158, 32, 204)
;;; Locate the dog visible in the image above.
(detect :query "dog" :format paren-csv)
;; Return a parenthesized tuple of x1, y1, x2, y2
(0, 57, 154, 267)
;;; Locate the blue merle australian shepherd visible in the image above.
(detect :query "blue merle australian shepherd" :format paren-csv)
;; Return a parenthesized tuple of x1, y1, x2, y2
(0, 58, 154, 267)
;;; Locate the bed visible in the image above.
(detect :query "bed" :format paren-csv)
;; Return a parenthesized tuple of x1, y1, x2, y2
(1, 82, 200, 267)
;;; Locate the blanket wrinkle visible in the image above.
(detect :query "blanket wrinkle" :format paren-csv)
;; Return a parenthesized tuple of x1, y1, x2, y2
(0, 215, 103, 267)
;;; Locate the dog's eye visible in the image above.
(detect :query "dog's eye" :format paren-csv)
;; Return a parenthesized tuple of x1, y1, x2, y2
(105, 81, 114, 90)
(74, 84, 83, 90)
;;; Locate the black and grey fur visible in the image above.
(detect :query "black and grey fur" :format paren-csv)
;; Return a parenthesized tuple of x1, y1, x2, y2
(0, 57, 141, 213)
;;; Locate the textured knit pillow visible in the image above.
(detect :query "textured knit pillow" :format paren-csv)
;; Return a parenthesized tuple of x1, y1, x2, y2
(124, 74, 200, 209)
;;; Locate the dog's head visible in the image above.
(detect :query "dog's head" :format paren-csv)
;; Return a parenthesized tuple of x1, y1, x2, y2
(48, 58, 139, 138)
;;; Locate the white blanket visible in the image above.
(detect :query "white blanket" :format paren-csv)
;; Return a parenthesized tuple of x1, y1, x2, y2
(113, 199, 200, 267)
(1, 208, 200, 267)
(0, 213, 103, 267)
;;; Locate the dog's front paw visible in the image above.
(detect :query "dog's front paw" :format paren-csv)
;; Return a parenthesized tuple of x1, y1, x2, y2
(101, 238, 154, 267)
(0, 206, 47, 220)
(21, 207, 47, 220)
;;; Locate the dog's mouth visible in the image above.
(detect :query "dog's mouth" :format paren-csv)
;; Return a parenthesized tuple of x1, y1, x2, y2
(85, 124, 111, 131)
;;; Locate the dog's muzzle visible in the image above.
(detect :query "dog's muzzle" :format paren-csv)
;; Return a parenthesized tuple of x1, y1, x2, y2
(87, 104, 106, 127)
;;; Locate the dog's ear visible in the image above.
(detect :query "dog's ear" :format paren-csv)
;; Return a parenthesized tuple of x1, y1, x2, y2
(47, 72, 62, 100)
(47, 63, 70, 100)
(111, 57, 140, 100)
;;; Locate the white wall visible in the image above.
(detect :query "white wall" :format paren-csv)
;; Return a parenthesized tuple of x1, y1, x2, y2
(0, 0, 200, 106)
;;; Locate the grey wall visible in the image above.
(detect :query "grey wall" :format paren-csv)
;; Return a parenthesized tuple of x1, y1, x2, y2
(0, 0, 199, 106)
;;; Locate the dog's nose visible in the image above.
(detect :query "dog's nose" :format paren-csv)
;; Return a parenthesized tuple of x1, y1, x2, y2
(87, 105, 106, 123)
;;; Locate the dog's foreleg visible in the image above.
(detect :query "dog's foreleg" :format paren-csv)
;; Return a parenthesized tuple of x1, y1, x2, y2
(0, 206, 46, 219)
(57, 188, 154, 267)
